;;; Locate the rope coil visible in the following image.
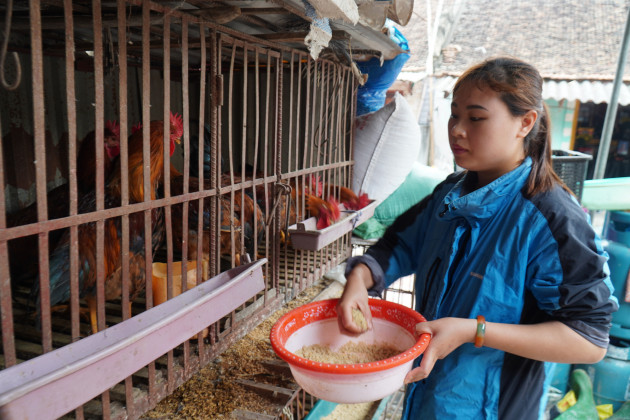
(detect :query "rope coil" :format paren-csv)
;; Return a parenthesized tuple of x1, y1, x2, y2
(1, 0, 22, 91)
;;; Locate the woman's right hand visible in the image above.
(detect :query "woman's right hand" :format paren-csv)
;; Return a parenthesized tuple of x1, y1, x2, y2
(336, 263, 374, 334)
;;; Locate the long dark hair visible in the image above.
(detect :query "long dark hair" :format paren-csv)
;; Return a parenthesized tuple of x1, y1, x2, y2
(452, 56, 571, 197)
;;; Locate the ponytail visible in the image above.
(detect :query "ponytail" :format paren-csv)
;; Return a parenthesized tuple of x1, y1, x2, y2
(523, 102, 573, 198)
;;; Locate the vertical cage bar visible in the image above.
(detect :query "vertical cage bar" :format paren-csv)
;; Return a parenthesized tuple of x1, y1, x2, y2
(180, 16, 193, 374)
(195, 22, 208, 362)
(162, 11, 177, 394)
(92, 1, 111, 416)
(227, 42, 236, 280)
(254, 49, 268, 281)
(118, 0, 131, 324)
(0, 109, 15, 368)
(116, 1, 134, 416)
(63, 0, 81, 347)
(30, 0, 52, 354)
(240, 44, 249, 266)
(264, 50, 274, 294)
(92, 0, 107, 338)
(117, 0, 134, 418)
(210, 32, 220, 282)
(288, 52, 294, 173)
(207, 32, 222, 347)
(141, 0, 157, 407)
(273, 53, 282, 296)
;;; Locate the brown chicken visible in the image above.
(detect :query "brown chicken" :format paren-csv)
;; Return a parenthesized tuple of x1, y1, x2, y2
(306, 195, 341, 229)
(323, 184, 371, 210)
(32, 113, 183, 334)
(7, 122, 121, 288)
(220, 173, 266, 259)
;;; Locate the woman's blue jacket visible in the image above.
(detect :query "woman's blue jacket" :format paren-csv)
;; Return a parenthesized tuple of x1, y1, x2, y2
(345, 158, 617, 420)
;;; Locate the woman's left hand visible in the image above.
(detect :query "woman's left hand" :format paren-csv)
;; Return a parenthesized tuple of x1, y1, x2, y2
(403, 317, 476, 384)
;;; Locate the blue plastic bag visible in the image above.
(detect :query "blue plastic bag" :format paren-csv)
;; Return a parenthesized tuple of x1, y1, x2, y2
(356, 22, 410, 116)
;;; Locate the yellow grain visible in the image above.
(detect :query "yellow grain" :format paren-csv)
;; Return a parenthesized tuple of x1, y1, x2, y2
(296, 341, 400, 364)
(352, 308, 368, 332)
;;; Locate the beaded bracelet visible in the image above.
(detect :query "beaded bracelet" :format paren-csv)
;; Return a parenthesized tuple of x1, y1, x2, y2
(474, 315, 486, 348)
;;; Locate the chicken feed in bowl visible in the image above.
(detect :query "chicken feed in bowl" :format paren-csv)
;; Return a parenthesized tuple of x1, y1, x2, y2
(270, 298, 430, 403)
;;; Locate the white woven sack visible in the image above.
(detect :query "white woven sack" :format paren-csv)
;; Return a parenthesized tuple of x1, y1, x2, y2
(352, 92, 421, 202)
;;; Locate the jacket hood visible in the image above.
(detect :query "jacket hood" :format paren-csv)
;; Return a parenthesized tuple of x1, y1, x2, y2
(441, 157, 532, 223)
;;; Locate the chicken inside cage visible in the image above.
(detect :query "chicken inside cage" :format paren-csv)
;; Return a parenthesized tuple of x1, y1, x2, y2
(0, 1, 371, 418)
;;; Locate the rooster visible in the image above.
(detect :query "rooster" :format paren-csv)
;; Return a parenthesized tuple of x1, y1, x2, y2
(32, 112, 183, 334)
(7, 122, 121, 288)
(307, 195, 341, 229)
(323, 184, 371, 210)
(170, 175, 243, 268)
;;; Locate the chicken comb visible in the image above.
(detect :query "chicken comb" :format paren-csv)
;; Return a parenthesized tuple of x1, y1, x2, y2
(131, 122, 143, 135)
(170, 111, 184, 140)
(105, 120, 120, 139)
(311, 175, 323, 197)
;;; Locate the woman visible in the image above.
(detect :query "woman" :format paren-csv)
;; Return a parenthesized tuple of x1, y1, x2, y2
(337, 57, 617, 419)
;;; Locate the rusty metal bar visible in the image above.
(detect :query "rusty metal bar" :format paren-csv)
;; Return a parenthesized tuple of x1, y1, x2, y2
(306, 58, 315, 280)
(63, 0, 82, 354)
(140, 0, 158, 408)
(116, 1, 133, 414)
(116, 0, 133, 418)
(91, 1, 111, 416)
(0, 104, 15, 369)
(29, 0, 53, 355)
(0, 190, 222, 242)
(162, 10, 177, 395)
(264, 49, 274, 294)
(195, 21, 208, 365)
(254, 49, 268, 274)
(323, 61, 331, 266)
(210, 31, 220, 284)
(334, 67, 342, 190)
(274, 52, 282, 296)
(118, 0, 131, 321)
(182, 16, 196, 374)
(92, 0, 108, 346)
(241, 44, 248, 265)
(285, 51, 294, 294)
(227, 42, 236, 276)
(287, 52, 294, 174)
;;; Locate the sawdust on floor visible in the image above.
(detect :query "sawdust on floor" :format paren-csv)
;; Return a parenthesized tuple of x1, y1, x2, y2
(142, 279, 333, 419)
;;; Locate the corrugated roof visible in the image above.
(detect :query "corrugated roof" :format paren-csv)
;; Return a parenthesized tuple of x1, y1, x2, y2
(543, 80, 630, 105)
(435, 76, 630, 105)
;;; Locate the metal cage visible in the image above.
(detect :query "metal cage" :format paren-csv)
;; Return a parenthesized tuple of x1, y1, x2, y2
(0, 1, 359, 418)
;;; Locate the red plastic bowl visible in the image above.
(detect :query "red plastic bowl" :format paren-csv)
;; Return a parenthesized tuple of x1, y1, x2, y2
(270, 298, 430, 403)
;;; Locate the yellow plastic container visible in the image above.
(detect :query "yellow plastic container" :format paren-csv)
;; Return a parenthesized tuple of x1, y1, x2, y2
(152, 260, 209, 339)
(151, 260, 208, 306)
